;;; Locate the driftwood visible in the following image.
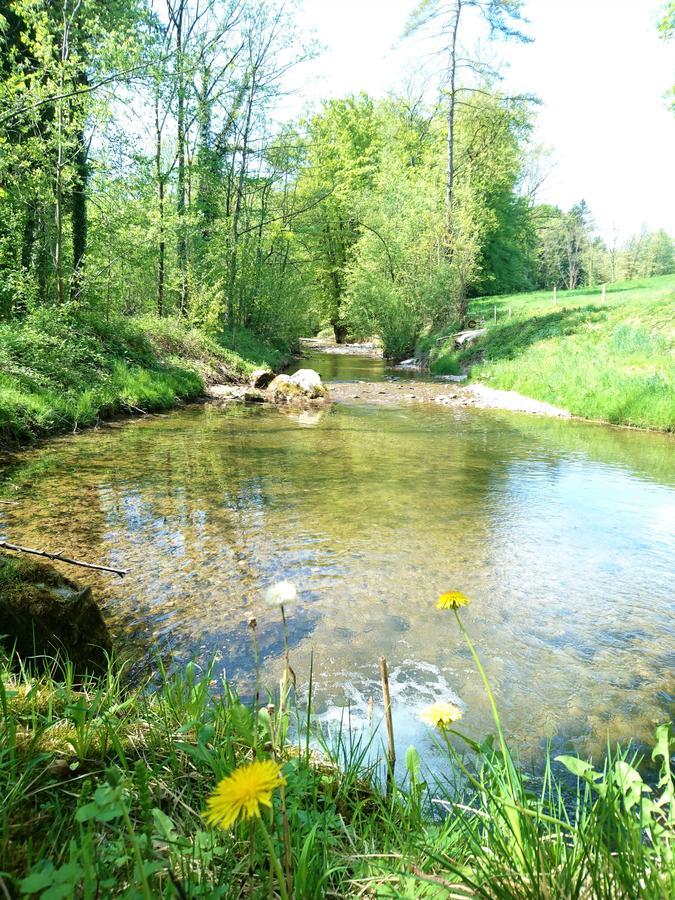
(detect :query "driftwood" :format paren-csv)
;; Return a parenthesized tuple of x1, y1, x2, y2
(0, 540, 127, 578)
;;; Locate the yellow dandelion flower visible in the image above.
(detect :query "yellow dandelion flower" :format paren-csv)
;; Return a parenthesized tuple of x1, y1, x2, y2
(436, 590, 469, 610)
(204, 760, 285, 829)
(420, 701, 463, 729)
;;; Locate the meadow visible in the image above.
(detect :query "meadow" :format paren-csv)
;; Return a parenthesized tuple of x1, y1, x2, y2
(424, 274, 675, 431)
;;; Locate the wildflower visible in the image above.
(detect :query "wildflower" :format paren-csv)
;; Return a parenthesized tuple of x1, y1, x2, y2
(204, 760, 286, 829)
(436, 590, 469, 610)
(420, 701, 463, 729)
(264, 580, 297, 607)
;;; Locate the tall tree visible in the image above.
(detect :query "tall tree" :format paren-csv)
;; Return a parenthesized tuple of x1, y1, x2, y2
(404, 0, 531, 322)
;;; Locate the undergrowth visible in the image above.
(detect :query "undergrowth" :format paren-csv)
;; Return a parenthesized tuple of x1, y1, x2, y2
(1, 592, 672, 898)
(0, 309, 285, 450)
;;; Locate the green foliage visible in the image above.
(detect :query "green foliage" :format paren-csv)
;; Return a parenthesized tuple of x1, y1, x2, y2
(0, 310, 276, 448)
(1, 635, 672, 897)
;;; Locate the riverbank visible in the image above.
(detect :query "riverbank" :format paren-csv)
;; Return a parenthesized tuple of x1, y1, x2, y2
(1, 633, 672, 897)
(420, 274, 675, 431)
(329, 377, 572, 417)
(0, 310, 287, 450)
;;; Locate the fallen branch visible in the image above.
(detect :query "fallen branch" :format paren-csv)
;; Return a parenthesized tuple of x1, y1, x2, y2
(0, 541, 127, 578)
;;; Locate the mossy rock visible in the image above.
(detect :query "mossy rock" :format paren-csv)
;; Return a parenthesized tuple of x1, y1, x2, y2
(268, 370, 328, 403)
(0, 552, 112, 673)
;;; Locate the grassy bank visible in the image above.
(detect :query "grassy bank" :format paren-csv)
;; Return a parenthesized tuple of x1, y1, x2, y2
(1, 595, 672, 898)
(422, 274, 675, 430)
(0, 310, 288, 450)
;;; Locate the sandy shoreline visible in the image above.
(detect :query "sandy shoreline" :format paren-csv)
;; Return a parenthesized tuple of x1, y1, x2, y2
(328, 379, 571, 418)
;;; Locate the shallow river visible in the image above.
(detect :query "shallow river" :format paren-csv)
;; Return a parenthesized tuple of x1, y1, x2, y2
(1, 351, 674, 766)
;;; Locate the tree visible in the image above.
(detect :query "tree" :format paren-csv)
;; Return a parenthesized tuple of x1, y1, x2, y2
(404, 0, 531, 322)
(658, 1, 675, 113)
(295, 95, 381, 342)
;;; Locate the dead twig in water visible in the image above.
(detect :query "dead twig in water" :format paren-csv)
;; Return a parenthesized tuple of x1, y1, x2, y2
(0, 540, 127, 578)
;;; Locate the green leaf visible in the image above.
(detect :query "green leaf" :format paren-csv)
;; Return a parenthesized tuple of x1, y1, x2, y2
(20, 866, 56, 894)
(231, 703, 254, 744)
(613, 761, 648, 813)
(555, 755, 600, 781)
(405, 745, 421, 781)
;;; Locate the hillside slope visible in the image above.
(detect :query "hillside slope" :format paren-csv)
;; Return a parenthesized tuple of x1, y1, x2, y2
(0, 312, 286, 450)
(424, 274, 675, 430)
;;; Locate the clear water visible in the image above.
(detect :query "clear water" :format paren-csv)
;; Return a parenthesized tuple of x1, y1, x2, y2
(1, 353, 673, 767)
(287, 347, 436, 382)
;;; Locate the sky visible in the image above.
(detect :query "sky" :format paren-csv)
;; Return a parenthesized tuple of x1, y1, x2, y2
(288, 0, 675, 243)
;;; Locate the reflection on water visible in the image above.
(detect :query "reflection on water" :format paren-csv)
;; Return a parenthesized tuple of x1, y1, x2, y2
(287, 348, 434, 383)
(1, 361, 673, 767)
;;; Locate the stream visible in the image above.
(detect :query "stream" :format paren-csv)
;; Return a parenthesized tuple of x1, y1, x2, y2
(1, 350, 673, 768)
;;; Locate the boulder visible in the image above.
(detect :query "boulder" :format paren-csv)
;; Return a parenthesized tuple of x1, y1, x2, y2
(0, 552, 112, 673)
(268, 374, 306, 403)
(249, 368, 276, 389)
(289, 368, 327, 398)
(268, 369, 328, 403)
(244, 388, 266, 403)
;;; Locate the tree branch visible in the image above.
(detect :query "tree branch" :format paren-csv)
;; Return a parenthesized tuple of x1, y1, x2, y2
(0, 541, 127, 578)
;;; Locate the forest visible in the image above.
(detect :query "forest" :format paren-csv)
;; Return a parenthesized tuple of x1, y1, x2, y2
(1, 0, 672, 360)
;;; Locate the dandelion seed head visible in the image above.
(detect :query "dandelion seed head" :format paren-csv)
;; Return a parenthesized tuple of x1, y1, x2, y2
(264, 580, 297, 607)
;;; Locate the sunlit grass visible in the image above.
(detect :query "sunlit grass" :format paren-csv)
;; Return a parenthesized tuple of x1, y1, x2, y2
(0, 311, 284, 449)
(1, 613, 672, 897)
(427, 274, 675, 430)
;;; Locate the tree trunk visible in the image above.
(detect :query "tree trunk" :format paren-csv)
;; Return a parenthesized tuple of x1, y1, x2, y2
(175, 3, 188, 315)
(227, 79, 254, 348)
(155, 91, 165, 316)
(332, 321, 348, 344)
(70, 120, 88, 302)
(444, 0, 462, 244)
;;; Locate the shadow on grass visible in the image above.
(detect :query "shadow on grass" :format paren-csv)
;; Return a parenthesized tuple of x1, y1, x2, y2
(460, 305, 609, 365)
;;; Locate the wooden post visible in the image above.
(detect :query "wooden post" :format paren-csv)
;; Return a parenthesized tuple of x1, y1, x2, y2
(379, 657, 396, 794)
(601, 283, 606, 304)
(553, 285, 557, 305)
(508, 306, 512, 319)
(493, 304, 497, 323)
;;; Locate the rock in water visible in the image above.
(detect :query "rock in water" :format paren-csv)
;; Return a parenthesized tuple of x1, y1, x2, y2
(290, 368, 328, 398)
(267, 374, 304, 402)
(268, 369, 328, 403)
(249, 368, 275, 389)
(0, 552, 112, 672)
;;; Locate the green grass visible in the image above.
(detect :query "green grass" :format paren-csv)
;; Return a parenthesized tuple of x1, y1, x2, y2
(0, 310, 285, 450)
(1, 606, 672, 898)
(425, 274, 675, 430)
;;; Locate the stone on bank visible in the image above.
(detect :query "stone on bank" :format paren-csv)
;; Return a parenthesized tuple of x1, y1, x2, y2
(0, 552, 112, 672)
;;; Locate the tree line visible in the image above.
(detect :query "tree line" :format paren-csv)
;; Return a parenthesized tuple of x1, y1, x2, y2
(0, 0, 673, 358)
